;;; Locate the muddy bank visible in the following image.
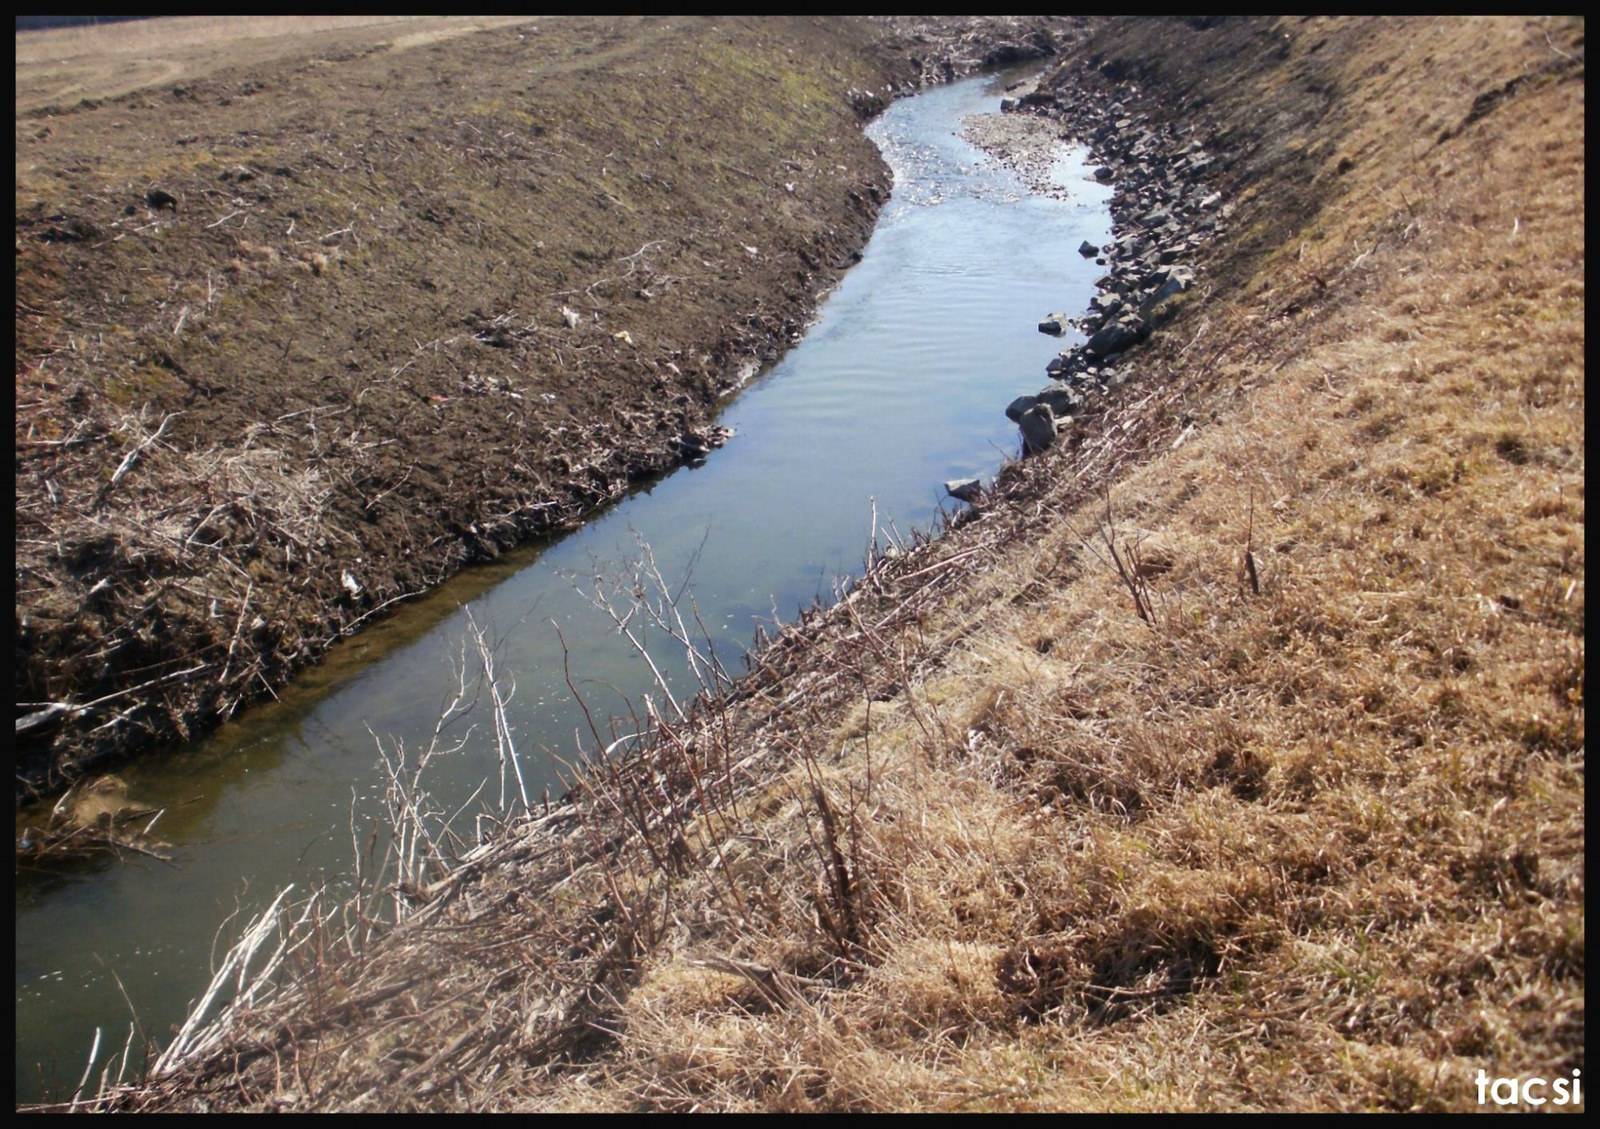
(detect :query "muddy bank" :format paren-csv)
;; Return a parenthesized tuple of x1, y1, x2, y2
(14, 16, 1080, 798)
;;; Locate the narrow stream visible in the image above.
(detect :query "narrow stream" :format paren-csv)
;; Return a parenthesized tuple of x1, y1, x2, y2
(15, 70, 1112, 1100)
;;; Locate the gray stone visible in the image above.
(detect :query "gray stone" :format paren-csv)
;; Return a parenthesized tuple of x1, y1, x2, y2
(1086, 317, 1144, 358)
(1035, 386, 1082, 416)
(1019, 403, 1058, 455)
(1090, 293, 1124, 318)
(1078, 239, 1100, 257)
(1005, 394, 1039, 422)
(1037, 312, 1070, 335)
(1093, 166, 1114, 182)
(945, 477, 982, 503)
(1143, 267, 1195, 308)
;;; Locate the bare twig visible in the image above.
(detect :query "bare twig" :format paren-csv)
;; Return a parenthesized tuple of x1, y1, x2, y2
(105, 412, 182, 494)
(1242, 487, 1261, 596)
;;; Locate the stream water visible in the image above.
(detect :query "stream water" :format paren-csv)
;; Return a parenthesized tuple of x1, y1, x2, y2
(15, 70, 1112, 1101)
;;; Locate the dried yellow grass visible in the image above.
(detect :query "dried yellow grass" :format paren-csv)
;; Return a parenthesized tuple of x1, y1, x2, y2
(14, 16, 503, 65)
(15, 16, 531, 112)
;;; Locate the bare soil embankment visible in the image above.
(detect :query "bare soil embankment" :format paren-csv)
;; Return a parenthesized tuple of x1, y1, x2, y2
(77, 16, 1584, 1113)
(14, 16, 1075, 797)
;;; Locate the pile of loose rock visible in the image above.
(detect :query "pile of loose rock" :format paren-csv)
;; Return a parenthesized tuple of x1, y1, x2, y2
(1000, 72, 1231, 454)
(876, 16, 1085, 91)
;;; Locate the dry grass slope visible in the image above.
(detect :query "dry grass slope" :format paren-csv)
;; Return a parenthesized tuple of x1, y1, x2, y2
(103, 16, 1581, 1112)
(14, 17, 533, 113)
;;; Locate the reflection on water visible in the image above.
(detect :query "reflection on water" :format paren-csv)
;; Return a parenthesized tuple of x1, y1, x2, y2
(15, 70, 1113, 1100)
